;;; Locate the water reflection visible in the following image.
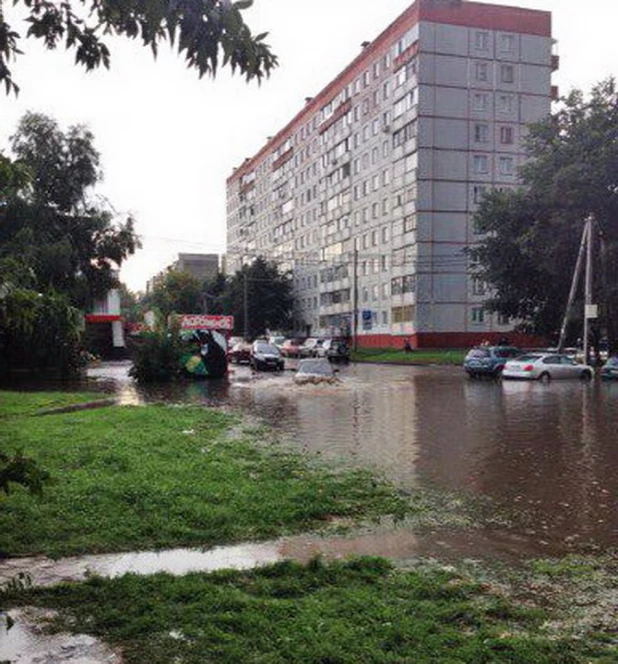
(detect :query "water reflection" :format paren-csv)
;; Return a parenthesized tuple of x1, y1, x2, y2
(4, 361, 618, 556)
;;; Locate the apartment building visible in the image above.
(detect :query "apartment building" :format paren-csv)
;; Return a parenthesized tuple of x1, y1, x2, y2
(226, 0, 556, 347)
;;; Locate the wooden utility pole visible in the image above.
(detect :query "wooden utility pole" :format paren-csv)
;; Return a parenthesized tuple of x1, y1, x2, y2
(583, 215, 595, 364)
(558, 220, 589, 352)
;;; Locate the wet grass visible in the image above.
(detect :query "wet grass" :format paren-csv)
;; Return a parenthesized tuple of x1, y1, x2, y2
(0, 391, 410, 557)
(0, 390, 104, 419)
(351, 348, 466, 365)
(3, 556, 614, 663)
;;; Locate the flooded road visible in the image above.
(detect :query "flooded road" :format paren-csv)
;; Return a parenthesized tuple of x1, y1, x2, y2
(41, 360, 618, 557)
(2, 360, 617, 662)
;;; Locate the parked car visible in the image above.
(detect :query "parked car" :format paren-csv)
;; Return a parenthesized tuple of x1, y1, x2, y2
(600, 356, 618, 380)
(315, 338, 350, 363)
(280, 338, 304, 358)
(463, 346, 521, 378)
(228, 340, 252, 364)
(325, 340, 350, 364)
(250, 340, 285, 371)
(502, 353, 595, 382)
(299, 337, 324, 358)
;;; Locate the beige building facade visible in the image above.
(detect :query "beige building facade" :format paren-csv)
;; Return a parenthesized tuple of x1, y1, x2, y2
(226, 0, 556, 347)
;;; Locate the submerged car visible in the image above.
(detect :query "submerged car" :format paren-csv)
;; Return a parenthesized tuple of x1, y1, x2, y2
(600, 356, 618, 380)
(250, 341, 285, 371)
(463, 346, 521, 378)
(280, 338, 304, 358)
(502, 353, 594, 382)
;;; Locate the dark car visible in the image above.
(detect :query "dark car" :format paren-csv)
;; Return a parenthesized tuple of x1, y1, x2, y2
(464, 345, 521, 378)
(601, 356, 618, 380)
(250, 341, 285, 371)
(228, 341, 252, 364)
(324, 339, 350, 363)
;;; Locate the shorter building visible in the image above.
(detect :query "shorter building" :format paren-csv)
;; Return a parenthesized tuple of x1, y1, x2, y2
(172, 253, 220, 282)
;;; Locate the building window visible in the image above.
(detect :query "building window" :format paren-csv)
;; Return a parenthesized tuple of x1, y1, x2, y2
(475, 62, 489, 82)
(499, 156, 514, 175)
(473, 93, 488, 111)
(471, 307, 485, 323)
(474, 123, 489, 143)
(474, 155, 489, 174)
(500, 64, 514, 83)
(475, 31, 489, 51)
(499, 126, 514, 144)
(500, 34, 515, 52)
(473, 184, 488, 204)
(472, 278, 486, 295)
(498, 94, 514, 112)
(382, 311, 388, 325)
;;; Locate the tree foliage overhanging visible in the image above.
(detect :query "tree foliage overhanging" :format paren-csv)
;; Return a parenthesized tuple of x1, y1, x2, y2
(1, 111, 139, 308)
(0, 0, 278, 95)
(472, 78, 618, 347)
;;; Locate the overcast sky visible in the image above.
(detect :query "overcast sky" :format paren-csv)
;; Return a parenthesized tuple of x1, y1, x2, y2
(1, 0, 616, 292)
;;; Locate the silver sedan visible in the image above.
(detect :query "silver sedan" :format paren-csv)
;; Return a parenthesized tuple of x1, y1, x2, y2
(502, 353, 595, 382)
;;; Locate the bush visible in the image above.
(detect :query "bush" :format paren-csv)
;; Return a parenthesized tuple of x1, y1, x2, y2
(128, 323, 183, 383)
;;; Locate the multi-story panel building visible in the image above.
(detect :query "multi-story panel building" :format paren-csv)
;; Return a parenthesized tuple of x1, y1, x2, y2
(226, 0, 556, 347)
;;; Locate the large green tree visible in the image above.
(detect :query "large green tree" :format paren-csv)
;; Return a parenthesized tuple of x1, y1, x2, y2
(0, 0, 277, 95)
(1, 111, 139, 308)
(223, 256, 292, 339)
(472, 78, 618, 347)
(142, 269, 204, 318)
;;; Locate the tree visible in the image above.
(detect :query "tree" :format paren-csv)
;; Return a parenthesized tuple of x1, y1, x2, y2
(0, 0, 277, 95)
(202, 270, 227, 314)
(472, 78, 618, 347)
(223, 257, 292, 339)
(1, 112, 139, 308)
(142, 269, 204, 318)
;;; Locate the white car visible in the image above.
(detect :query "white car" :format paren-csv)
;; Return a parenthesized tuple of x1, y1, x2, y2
(299, 337, 323, 358)
(502, 353, 594, 382)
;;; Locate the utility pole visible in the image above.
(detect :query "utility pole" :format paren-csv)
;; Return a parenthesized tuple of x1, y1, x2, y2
(558, 220, 589, 352)
(583, 215, 595, 365)
(352, 247, 358, 352)
(243, 272, 249, 341)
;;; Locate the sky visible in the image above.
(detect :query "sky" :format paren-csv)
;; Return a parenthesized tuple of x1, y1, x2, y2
(1, 0, 616, 292)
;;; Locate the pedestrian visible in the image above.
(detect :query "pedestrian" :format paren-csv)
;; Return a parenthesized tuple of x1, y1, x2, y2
(403, 338, 412, 353)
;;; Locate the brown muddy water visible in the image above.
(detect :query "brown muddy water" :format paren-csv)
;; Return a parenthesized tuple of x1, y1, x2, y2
(2, 360, 618, 661)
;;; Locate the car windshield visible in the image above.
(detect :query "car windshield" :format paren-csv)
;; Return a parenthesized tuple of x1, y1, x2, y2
(467, 349, 489, 359)
(514, 354, 542, 362)
(256, 344, 279, 354)
(495, 348, 520, 358)
(605, 356, 618, 366)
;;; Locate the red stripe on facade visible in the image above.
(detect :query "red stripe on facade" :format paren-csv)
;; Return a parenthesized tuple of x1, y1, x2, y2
(85, 314, 121, 323)
(356, 331, 547, 350)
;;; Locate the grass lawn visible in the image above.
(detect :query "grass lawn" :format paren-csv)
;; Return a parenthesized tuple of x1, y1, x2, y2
(3, 557, 614, 663)
(351, 348, 467, 365)
(0, 390, 409, 557)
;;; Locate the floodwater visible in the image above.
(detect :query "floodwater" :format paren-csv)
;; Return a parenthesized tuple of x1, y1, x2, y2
(2, 360, 618, 662)
(6, 359, 618, 558)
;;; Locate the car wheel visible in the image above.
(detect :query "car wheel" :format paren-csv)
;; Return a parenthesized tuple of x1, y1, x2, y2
(580, 370, 593, 381)
(539, 372, 551, 384)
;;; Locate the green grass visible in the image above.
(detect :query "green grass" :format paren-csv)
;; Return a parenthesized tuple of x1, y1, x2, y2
(0, 390, 104, 418)
(351, 348, 466, 365)
(0, 391, 409, 557)
(3, 557, 612, 663)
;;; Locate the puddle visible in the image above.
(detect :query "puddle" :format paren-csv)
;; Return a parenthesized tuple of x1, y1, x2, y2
(1, 607, 122, 663)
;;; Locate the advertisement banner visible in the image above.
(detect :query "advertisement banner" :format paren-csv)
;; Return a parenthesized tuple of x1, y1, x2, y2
(178, 315, 234, 331)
